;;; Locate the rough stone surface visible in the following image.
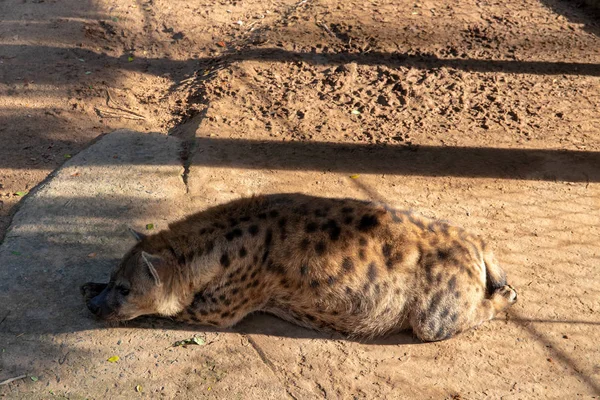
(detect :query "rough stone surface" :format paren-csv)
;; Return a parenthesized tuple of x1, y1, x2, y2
(0, 131, 291, 399)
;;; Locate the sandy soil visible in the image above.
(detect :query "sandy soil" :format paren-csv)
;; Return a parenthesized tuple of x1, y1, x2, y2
(1, 0, 599, 398)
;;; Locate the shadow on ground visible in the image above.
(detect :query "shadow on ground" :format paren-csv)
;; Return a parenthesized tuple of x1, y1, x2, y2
(538, 0, 600, 37)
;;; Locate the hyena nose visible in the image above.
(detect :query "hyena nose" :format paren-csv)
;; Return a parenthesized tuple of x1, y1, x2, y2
(87, 302, 100, 315)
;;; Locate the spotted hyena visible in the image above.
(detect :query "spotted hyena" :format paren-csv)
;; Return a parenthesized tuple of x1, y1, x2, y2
(81, 193, 517, 341)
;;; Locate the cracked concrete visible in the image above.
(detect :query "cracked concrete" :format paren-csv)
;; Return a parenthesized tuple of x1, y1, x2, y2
(0, 130, 186, 329)
(0, 130, 289, 398)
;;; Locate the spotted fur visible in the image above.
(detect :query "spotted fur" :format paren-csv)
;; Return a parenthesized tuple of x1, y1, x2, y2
(81, 193, 517, 341)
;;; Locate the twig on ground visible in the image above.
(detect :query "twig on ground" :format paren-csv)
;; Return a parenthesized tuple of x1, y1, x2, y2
(0, 375, 27, 386)
(316, 21, 335, 37)
(95, 107, 146, 120)
(0, 311, 10, 326)
(246, 20, 261, 32)
(102, 89, 147, 119)
(106, 89, 146, 118)
(178, 75, 197, 85)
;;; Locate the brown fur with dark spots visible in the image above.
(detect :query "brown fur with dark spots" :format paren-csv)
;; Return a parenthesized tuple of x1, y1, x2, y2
(81, 193, 517, 341)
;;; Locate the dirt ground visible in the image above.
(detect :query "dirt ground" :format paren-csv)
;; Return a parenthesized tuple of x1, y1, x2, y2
(1, 0, 599, 398)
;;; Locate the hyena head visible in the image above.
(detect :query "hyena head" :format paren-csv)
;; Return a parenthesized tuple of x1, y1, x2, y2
(86, 229, 184, 321)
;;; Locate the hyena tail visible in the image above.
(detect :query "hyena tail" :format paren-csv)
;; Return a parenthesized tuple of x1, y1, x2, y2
(483, 247, 508, 295)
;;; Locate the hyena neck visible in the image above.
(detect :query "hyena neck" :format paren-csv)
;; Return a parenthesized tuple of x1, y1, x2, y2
(150, 231, 221, 307)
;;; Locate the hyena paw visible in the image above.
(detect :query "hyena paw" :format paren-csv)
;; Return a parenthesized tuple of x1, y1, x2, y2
(80, 282, 107, 300)
(495, 284, 518, 304)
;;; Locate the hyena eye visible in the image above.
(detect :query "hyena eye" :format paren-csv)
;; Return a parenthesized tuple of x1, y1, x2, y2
(117, 286, 130, 296)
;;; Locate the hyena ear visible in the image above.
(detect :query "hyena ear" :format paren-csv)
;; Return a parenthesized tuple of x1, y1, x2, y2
(128, 227, 146, 242)
(141, 251, 163, 286)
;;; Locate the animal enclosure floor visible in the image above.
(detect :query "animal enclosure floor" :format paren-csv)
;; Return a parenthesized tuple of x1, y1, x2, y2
(0, 0, 599, 398)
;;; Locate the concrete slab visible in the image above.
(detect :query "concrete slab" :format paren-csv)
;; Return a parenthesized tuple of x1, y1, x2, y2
(1, 130, 185, 330)
(0, 130, 288, 399)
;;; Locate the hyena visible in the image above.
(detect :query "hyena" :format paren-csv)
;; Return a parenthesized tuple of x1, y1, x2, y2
(81, 193, 517, 341)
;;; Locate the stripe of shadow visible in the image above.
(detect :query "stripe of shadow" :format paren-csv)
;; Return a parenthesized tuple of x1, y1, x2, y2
(192, 138, 600, 182)
(510, 310, 600, 394)
(230, 49, 600, 77)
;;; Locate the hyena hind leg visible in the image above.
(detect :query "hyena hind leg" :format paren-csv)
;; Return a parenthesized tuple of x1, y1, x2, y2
(483, 284, 518, 319)
(411, 285, 517, 342)
(463, 284, 518, 333)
